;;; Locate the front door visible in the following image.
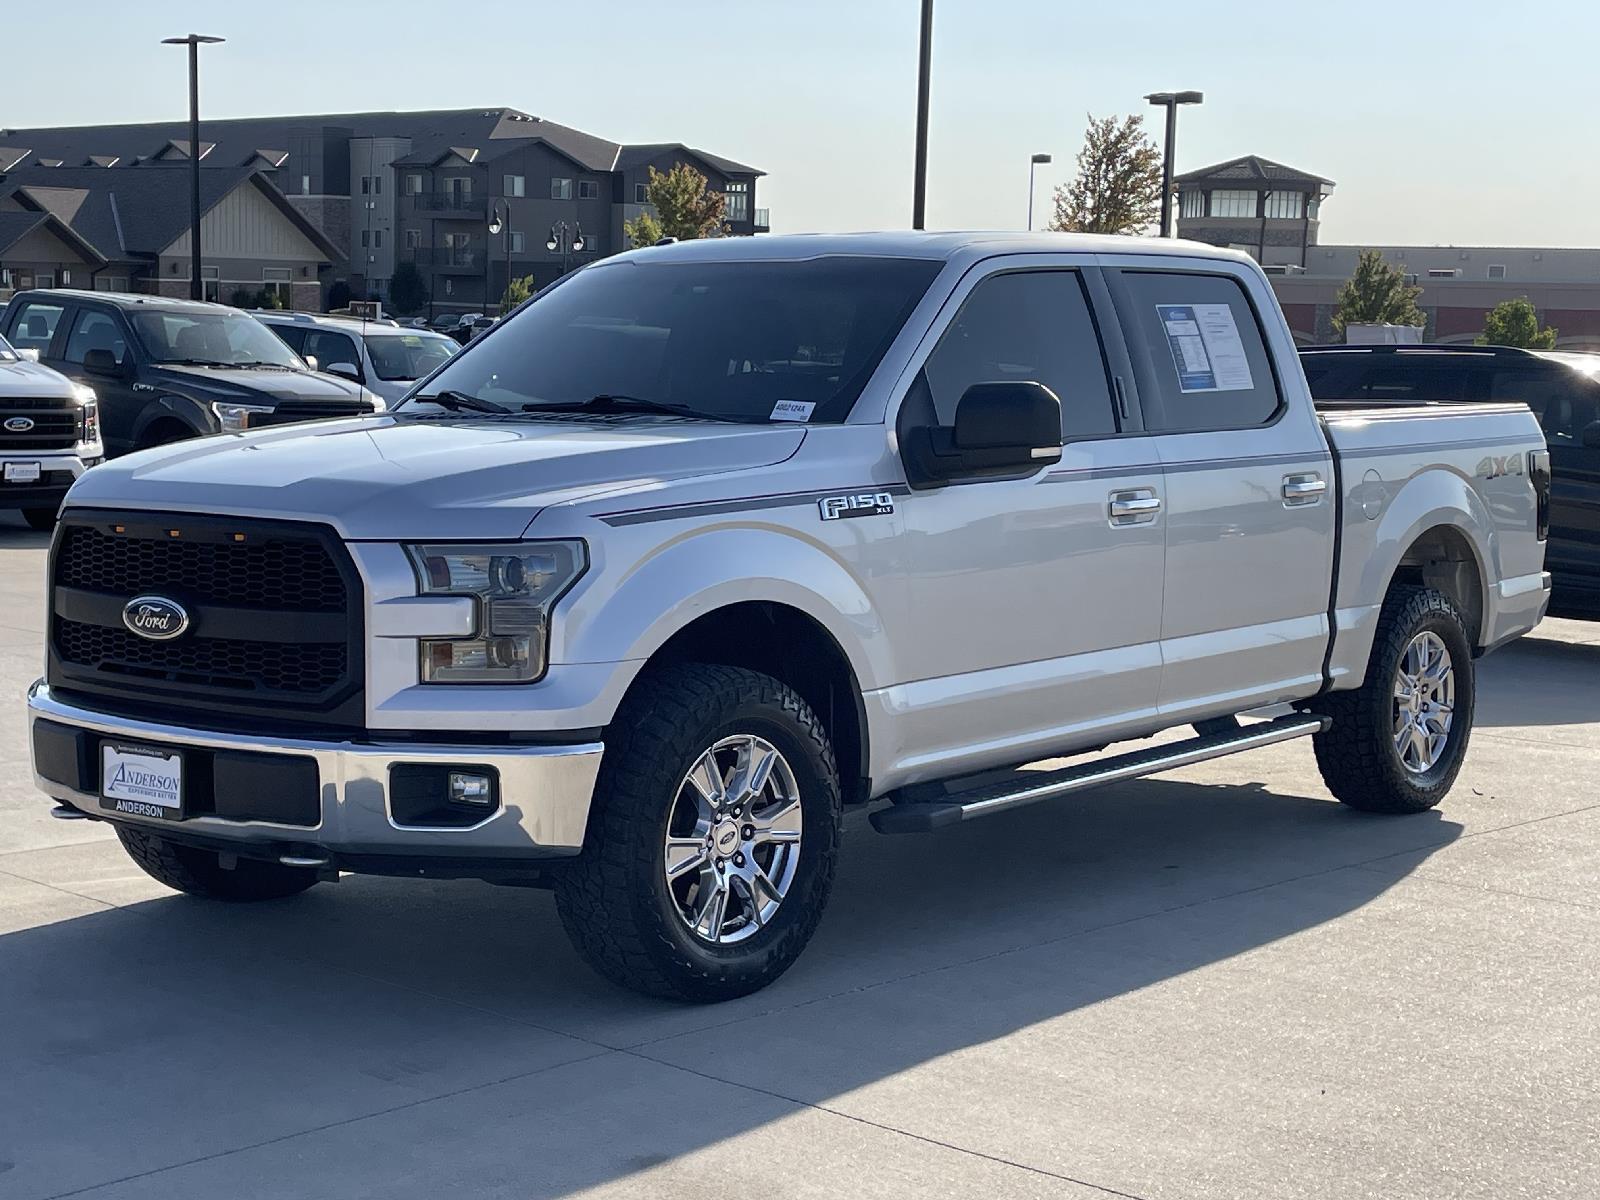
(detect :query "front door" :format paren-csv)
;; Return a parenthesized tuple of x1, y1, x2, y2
(1106, 264, 1337, 720)
(56, 306, 140, 456)
(886, 262, 1167, 785)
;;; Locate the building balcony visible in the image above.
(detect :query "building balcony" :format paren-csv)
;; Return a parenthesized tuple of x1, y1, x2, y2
(409, 191, 488, 216)
(412, 247, 485, 273)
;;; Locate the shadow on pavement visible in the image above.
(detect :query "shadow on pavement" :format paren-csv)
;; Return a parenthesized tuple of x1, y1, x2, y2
(0, 773, 1461, 1198)
(1476, 631, 1600, 728)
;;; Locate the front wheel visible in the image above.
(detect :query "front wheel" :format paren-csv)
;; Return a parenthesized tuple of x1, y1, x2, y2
(554, 664, 842, 1002)
(1313, 585, 1476, 813)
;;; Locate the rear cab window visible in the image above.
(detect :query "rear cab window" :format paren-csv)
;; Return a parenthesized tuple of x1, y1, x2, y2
(1112, 270, 1282, 432)
(8, 300, 66, 356)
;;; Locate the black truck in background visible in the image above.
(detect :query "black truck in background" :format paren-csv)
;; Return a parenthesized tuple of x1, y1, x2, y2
(2, 290, 382, 458)
(1301, 344, 1599, 618)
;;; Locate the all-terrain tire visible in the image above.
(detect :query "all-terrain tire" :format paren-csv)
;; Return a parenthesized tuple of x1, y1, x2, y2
(1313, 584, 1475, 813)
(116, 826, 321, 901)
(554, 664, 842, 1002)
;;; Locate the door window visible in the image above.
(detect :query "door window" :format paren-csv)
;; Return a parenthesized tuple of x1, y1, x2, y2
(63, 310, 129, 365)
(1116, 271, 1282, 432)
(269, 325, 308, 354)
(303, 330, 361, 376)
(1497, 368, 1600, 446)
(9, 301, 65, 354)
(923, 270, 1117, 439)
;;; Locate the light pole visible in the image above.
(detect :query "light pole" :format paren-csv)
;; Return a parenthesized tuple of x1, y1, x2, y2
(1027, 153, 1052, 231)
(1145, 91, 1202, 238)
(488, 199, 512, 313)
(547, 222, 585, 278)
(911, 0, 934, 229)
(161, 34, 225, 300)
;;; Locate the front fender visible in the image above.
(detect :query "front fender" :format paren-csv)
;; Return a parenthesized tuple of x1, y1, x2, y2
(130, 391, 214, 444)
(552, 526, 891, 693)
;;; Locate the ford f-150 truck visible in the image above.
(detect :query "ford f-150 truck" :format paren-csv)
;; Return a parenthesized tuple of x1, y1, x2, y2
(0, 330, 102, 529)
(26, 234, 1551, 1001)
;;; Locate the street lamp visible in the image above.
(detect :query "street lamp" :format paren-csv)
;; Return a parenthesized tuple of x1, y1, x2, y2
(546, 221, 585, 277)
(912, 0, 934, 230)
(1027, 153, 1052, 231)
(1144, 90, 1203, 238)
(161, 34, 225, 300)
(488, 199, 512, 312)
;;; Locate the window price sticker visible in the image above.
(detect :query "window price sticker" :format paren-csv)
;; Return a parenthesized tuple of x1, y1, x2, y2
(1157, 304, 1255, 393)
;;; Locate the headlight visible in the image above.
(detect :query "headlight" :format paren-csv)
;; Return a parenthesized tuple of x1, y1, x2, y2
(406, 540, 587, 683)
(211, 401, 275, 432)
(75, 389, 99, 444)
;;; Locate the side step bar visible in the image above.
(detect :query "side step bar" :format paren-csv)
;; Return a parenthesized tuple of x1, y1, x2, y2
(869, 713, 1330, 835)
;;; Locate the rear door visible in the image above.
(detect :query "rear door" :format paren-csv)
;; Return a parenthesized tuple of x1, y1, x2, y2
(1106, 262, 1336, 719)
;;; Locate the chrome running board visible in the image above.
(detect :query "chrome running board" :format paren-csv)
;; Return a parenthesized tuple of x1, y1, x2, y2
(869, 713, 1330, 834)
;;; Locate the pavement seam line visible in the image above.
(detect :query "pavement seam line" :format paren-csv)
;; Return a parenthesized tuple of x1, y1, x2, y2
(36, 1047, 616, 1200)
(0, 863, 117, 911)
(621, 1046, 1153, 1200)
(1348, 862, 1600, 913)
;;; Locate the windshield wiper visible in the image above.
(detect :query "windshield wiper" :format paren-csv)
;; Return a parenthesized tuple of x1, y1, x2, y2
(157, 358, 229, 368)
(230, 361, 297, 370)
(406, 389, 506, 414)
(522, 394, 766, 423)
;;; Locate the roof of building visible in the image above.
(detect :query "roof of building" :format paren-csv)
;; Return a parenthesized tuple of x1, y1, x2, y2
(0, 107, 762, 179)
(1175, 155, 1335, 189)
(1, 165, 339, 263)
(0, 208, 107, 265)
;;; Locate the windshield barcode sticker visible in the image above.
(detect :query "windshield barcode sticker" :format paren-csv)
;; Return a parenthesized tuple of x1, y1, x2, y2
(770, 400, 816, 422)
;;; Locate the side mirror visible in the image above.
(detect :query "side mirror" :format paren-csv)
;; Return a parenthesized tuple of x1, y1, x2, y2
(82, 348, 123, 378)
(1582, 420, 1600, 450)
(303, 354, 319, 372)
(326, 362, 361, 382)
(17, 348, 40, 363)
(903, 381, 1063, 486)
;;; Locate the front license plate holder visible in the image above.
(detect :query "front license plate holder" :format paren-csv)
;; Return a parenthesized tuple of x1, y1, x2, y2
(4, 462, 42, 484)
(100, 743, 185, 821)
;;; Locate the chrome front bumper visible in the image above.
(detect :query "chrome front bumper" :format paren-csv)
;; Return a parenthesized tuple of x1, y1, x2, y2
(28, 681, 602, 860)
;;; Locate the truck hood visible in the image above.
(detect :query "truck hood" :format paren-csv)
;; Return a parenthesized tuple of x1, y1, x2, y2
(65, 414, 807, 539)
(147, 364, 369, 405)
(0, 356, 83, 399)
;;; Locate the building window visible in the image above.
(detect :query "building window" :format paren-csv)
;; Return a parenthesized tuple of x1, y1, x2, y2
(373, 175, 382, 195)
(35, 271, 56, 289)
(1488, 264, 1507, 280)
(360, 176, 370, 194)
(301, 174, 311, 195)
(444, 232, 473, 267)
(61, 269, 72, 286)
(372, 230, 383, 248)
(1209, 190, 1258, 219)
(551, 177, 573, 200)
(578, 179, 600, 200)
(405, 228, 422, 249)
(360, 230, 370, 248)
(504, 174, 525, 197)
(1262, 191, 1304, 220)
(634, 182, 649, 203)
(262, 267, 292, 307)
(510, 231, 525, 253)
(94, 275, 129, 292)
(201, 265, 219, 303)
(406, 173, 423, 195)
(1427, 268, 1459, 279)
(1180, 190, 1204, 219)
(725, 180, 749, 222)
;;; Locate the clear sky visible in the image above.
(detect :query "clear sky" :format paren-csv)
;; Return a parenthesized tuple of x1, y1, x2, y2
(5, 0, 1594, 247)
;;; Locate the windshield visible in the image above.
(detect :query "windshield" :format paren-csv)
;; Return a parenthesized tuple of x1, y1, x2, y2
(0, 332, 15, 363)
(399, 255, 943, 422)
(364, 332, 459, 381)
(132, 310, 304, 368)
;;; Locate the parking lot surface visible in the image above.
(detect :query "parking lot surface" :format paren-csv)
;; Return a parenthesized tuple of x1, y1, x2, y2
(1, 511, 1595, 1200)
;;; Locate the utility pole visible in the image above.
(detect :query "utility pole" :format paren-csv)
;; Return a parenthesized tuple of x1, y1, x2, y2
(162, 34, 224, 299)
(912, 0, 933, 230)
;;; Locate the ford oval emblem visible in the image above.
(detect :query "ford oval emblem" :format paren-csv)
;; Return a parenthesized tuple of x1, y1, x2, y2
(121, 595, 190, 641)
(3, 416, 34, 433)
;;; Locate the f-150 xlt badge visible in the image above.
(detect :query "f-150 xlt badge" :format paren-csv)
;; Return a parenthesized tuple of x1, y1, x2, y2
(819, 492, 896, 521)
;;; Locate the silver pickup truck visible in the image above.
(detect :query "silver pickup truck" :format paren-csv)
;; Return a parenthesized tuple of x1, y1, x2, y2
(27, 233, 1550, 1000)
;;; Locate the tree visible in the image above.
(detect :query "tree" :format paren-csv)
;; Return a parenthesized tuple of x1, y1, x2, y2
(388, 262, 428, 316)
(1477, 297, 1557, 349)
(624, 163, 728, 248)
(500, 274, 534, 314)
(327, 280, 353, 311)
(1048, 114, 1163, 236)
(1331, 249, 1425, 338)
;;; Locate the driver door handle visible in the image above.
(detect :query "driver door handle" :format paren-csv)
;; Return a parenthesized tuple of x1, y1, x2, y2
(1109, 488, 1162, 526)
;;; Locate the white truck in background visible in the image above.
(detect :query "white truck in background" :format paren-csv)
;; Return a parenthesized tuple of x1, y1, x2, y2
(28, 233, 1550, 1000)
(0, 330, 101, 529)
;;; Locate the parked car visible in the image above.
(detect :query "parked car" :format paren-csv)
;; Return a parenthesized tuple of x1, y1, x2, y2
(1, 291, 385, 455)
(431, 312, 482, 339)
(28, 234, 1549, 1001)
(1302, 344, 1595, 617)
(0, 329, 102, 529)
(254, 311, 460, 405)
(448, 315, 498, 345)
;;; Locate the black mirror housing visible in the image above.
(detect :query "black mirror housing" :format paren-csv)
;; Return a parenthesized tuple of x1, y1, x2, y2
(903, 381, 1063, 487)
(82, 348, 122, 378)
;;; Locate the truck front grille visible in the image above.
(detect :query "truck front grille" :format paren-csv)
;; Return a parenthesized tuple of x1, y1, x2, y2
(48, 511, 364, 730)
(0, 396, 79, 450)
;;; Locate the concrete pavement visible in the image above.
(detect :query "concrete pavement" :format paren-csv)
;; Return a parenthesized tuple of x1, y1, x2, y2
(0, 510, 1596, 1199)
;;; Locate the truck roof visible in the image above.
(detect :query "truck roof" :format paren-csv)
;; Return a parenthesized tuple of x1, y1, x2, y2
(621, 230, 1254, 265)
(6, 288, 231, 315)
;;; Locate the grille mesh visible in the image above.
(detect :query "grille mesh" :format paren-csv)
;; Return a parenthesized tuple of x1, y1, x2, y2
(57, 619, 347, 694)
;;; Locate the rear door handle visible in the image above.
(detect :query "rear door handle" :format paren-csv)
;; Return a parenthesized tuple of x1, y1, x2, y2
(1282, 474, 1327, 506)
(1109, 489, 1162, 525)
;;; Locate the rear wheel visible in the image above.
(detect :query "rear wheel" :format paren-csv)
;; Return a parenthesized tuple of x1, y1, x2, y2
(21, 506, 58, 532)
(555, 664, 842, 1002)
(116, 826, 320, 901)
(1313, 585, 1475, 813)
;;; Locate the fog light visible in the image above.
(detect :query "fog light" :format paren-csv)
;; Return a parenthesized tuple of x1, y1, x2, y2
(449, 771, 494, 806)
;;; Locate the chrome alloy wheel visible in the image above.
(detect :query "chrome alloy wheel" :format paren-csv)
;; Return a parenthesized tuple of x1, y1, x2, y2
(1393, 631, 1455, 774)
(663, 735, 804, 945)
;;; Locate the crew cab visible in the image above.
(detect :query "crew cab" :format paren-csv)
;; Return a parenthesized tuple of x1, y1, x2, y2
(0, 330, 103, 529)
(1302, 344, 1600, 618)
(26, 234, 1550, 1001)
(1, 290, 384, 456)
(253, 311, 459, 406)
